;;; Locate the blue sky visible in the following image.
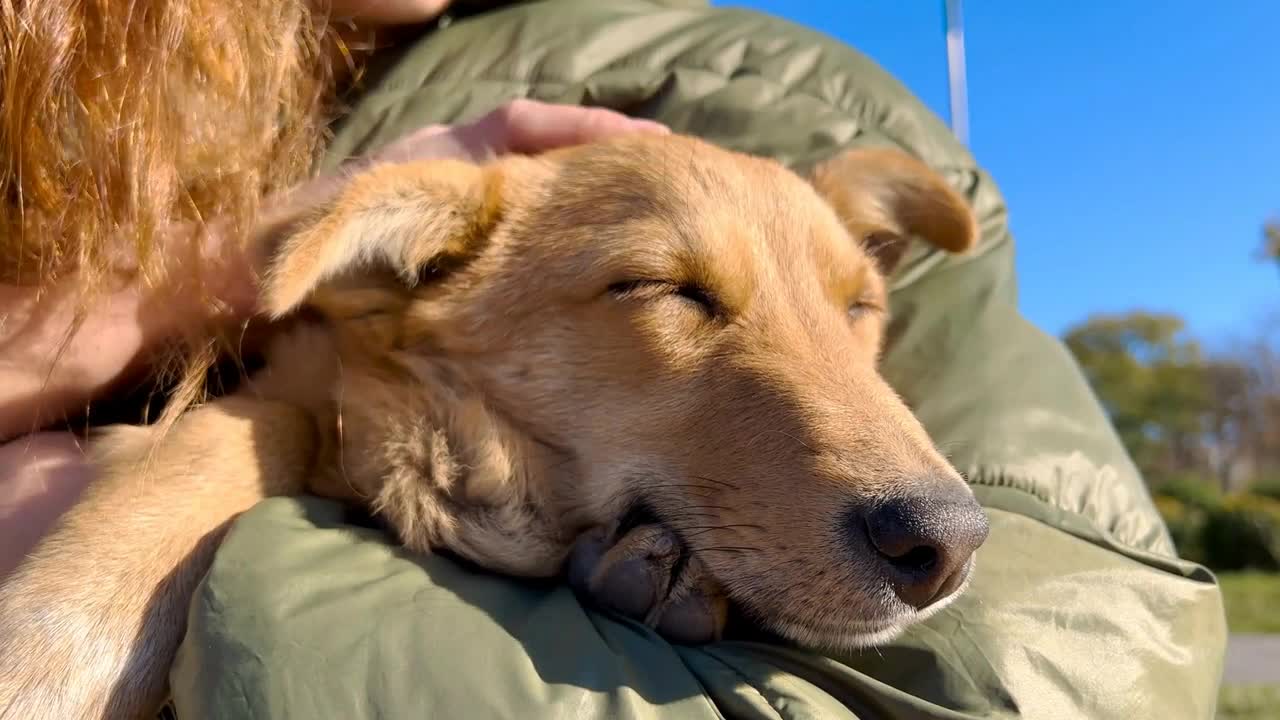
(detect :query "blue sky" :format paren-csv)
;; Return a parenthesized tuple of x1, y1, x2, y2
(720, 1, 1279, 342)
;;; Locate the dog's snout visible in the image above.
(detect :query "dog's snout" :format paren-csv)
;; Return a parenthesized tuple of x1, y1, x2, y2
(855, 485, 989, 609)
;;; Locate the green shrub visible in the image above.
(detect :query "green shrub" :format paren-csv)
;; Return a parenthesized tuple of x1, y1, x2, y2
(1218, 683, 1280, 720)
(1154, 494, 1209, 564)
(1156, 473, 1223, 511)
(1202, 494, 1280, 571)
(1152, 479, 1280, 570)
(1250, 475, 1280, 502)
(1218, 571, 1280, 633)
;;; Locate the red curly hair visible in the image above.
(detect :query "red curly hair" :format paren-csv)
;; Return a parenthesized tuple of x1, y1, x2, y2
(0, 0, 364, 427)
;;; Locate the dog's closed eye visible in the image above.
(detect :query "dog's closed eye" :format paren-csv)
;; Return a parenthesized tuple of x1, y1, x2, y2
(607, 279, 720, 318)
(846, 294, 884, 321)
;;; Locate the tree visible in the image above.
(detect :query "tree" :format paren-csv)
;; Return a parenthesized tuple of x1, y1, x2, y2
(1203, 358, 1253, 485)
(1065, 226, 1280, 493)
(1066, 308, 1280, 492)
(1064, 312, 1211, 480)
(1262, 219, 1280, 268)
(1213, 312, 1280, 486)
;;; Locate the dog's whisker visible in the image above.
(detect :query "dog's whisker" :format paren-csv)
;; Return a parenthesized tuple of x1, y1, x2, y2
(661, 518, 760, 530)
(332, 353, 369, 500)
(630, 473, 737, 492)
(648, 488, 720, 500)
(689, 546, 762, 554)
(634, 478, 726, 493)
(652, 513, 724, 525)
(656, 503, 728, 512)
(737, 427, 817, 456)
(674, 525, 765, 541)
(687, 474, 739, 490)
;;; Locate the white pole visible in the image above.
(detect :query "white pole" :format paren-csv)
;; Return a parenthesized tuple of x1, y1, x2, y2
(944, 0, 970, 146)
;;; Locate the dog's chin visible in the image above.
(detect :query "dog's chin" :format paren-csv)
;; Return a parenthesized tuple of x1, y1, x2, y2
(754, 557, 977, 654)
(765, 615, 911, 652)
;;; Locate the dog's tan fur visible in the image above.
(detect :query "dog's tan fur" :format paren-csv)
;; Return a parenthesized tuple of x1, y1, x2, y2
(0, 133, 979, 720)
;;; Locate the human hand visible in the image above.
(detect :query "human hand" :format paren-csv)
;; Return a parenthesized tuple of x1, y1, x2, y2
(325, 0, 454, 27)
(361, 98, 670, 165)
(248, 99, 668, 302)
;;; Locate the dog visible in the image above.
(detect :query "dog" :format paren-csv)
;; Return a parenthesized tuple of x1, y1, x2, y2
(0, 132, 988, 720)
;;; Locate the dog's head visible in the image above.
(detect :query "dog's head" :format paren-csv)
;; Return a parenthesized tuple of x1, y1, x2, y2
(261, 133, 988, 649)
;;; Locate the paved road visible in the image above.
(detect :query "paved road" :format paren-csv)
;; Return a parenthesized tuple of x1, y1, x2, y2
(1224, 634, 1280, 685)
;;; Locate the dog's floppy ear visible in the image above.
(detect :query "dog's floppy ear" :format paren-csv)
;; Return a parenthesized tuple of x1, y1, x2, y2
(807, 147, 978, 275)
(262, 158, 503, 318)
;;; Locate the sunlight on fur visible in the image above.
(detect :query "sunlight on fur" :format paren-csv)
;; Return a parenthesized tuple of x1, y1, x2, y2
(0, 133, 989, 720)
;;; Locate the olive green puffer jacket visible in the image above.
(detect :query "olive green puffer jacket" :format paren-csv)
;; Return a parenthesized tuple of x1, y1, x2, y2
(169, 1, 1228, 717)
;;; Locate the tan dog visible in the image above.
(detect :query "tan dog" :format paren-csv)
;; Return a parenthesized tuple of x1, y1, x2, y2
(0, 133, 987, 720)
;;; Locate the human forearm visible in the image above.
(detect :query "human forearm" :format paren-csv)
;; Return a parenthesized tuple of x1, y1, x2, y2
(0, 161, 370, 441)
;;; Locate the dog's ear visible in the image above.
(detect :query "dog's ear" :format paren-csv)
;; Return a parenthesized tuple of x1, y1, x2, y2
(806, 147, 978, 275)
(261, 159, 504, 318)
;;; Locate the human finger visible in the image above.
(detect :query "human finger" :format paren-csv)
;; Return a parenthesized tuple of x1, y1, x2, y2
(463, 99, 669, 155)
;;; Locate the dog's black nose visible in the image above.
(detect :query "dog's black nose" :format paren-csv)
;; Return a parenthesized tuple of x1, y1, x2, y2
(858, 485, 989, 609)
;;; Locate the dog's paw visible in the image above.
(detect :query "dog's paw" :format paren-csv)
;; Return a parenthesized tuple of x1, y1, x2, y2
(567, 522, 728, 645)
